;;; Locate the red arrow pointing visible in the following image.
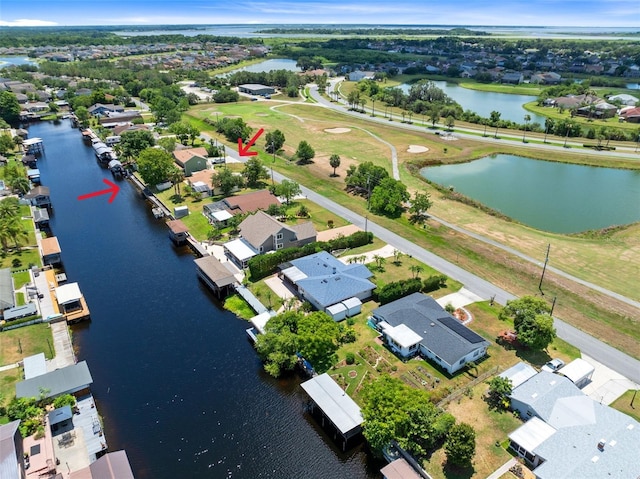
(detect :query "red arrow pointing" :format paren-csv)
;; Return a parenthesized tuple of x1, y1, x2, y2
(238, 128, 264, 157)
(78, 179, 120, 203)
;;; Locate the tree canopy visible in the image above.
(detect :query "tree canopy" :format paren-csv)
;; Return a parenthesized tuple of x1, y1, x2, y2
(136, 147, 175, 186)
(369, 178, 409, 217)
(242, 157, 269, 188)
(487, 376, 513, 411)
(295, 140, 315, 164)
(117, 129, 156, 161)
(408, 191, 433, 224)
(499, 296, 556, 350)
(444, 422, 476, 467)
(361, 375, 455, 458)
(211, 168, 243, 196)
(0, 91, 21, 125)
(265, 129, 285, 153)
(255, 311, 343, 377)
(273, 179, 301, 205)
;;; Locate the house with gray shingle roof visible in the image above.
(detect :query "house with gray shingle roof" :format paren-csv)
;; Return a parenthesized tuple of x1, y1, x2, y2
(371, 292, 489, 374)
(507, 370, 640, 479)
(280, 251, 375, 320)
(238, 211, 316, 254)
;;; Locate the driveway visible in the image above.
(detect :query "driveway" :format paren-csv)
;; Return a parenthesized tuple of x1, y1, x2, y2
(581, 354, 639, 405)
(436, 287, 485, 309)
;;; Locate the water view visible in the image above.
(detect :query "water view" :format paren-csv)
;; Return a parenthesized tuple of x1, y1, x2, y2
(28, 119, 378, 479)
(226, 58, 300, 74)
(0, 56, 37, 68)
(422, 154, 640, 233)
(399, 81, 545, 124)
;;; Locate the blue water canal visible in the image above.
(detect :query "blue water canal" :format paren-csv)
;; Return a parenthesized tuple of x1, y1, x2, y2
(29, 119, 379, 479)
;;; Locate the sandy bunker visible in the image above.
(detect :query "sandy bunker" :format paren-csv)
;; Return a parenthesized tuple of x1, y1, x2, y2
(324, 127, 351, 134)
(407, 145, 429, 153)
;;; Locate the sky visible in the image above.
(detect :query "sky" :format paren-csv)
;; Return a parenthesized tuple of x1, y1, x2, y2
(0, 0, 638, 28)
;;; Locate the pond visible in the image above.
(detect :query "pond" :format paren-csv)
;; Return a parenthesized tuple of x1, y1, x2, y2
(421, 154, 640, 234)
(0, 56, 37, 68)
(225, 58, 300, 74)
(399, 81, 545, 125)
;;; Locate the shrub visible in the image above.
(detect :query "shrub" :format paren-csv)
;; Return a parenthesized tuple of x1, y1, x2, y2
(422, 274, 448, 292)
(377, 278, 423, 305)
(345, 352, 355, 365)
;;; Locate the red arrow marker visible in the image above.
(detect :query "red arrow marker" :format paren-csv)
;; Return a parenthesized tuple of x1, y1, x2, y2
(238, 128, 264, 157)
(78, 179, 120, 203)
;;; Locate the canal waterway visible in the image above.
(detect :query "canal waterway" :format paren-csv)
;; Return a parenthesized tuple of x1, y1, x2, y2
(422, 154, 640, 234)
(29, 119, 379, 479)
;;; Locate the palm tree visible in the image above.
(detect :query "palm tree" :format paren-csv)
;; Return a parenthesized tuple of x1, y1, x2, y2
(0, 197, 20, 219)
(543, 118, 554, 143)
(409, 264, 424, 279)
(169, 167, 185, 196)
(522, 114, 531, 143)
(11, 177, 31, 196)
(490, 111, 501, 138)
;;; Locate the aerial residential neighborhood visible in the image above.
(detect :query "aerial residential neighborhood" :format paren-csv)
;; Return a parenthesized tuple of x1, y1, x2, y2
(0, 9, 639, 479)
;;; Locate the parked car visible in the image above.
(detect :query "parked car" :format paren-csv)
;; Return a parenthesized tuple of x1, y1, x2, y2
(541, 358, 565, 373)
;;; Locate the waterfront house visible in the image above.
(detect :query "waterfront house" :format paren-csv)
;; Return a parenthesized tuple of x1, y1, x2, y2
(203, 189, 281, 222)
(501, 72, 524, 84)
(21, 154, 37, 168)
(87, 103, 124, 117)
(507, 370, 640, 479)
(238, 211, 316, 253)
(370, 293, 490, 374)
(24, 186, 51, 208)
(301, 373, 363, 451)
(223, 238, 258, 269)
(620, 106, 640, 123)
(41, 236, 62, 265)
(280, 251, 375, 320)
(173, 147, 208, 177)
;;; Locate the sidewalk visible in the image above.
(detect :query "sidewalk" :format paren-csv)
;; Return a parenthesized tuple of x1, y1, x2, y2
(486, 457, 518, 479)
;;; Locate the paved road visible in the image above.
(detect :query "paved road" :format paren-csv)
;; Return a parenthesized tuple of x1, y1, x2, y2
(216, 97, 640, 384)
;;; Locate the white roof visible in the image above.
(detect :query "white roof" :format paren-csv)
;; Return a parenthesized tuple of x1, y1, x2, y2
(380, 321, 423, 348)
(509, 416, 557, 452)
(55, 282, 83, 304)
(211, 210, 233, 222)
(326, 303, 347, 314)
(23, 137, 43, 146)
(557, 358, 595, 385)
(500, 362, 538, 389)
(224, 238, 258, 262)
(23, 352, 47, 379)
(281, 265, 307, 283)
(341, 297, 362, 309)
(301, 373, 363, 435)
(250, 311, 272, 334)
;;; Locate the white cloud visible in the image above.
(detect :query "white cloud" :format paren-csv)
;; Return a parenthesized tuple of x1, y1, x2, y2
(0, 19, 58, 27)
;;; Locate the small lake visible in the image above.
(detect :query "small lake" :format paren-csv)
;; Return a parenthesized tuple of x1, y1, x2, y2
(627, 83, 640, 90)
(421, 154, 640, 234)
(399, 81, 545, 125)
(0, 56, 37, 68)
(224, 58, 300, 75)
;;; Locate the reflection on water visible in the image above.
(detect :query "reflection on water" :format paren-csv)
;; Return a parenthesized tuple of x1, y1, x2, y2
(422, 154, 640, 233)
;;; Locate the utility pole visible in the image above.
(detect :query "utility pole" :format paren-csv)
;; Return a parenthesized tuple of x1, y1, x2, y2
(550, 296, 557, 316)
(366, 174, 372, 211)
(539, 243, 551, 294)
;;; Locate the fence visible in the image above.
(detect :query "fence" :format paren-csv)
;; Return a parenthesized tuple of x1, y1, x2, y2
(437, 365, 500, 408)
(234, 284, 268, 315)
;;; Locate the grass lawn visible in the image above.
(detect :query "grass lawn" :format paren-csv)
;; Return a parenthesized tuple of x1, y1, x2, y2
(12, 270, 31, 289)
(610, 390, 640, 422)
(15, 292, 25, 306)
(223, 294, 255, 320)
(0, 323, 54, 366)
(0, 248, 42, 272)
(0, 367, 23, 410)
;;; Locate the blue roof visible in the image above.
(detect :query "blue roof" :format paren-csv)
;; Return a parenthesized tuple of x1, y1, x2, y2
(290, 251, 375, 307)
(289, 251, 372, 280)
